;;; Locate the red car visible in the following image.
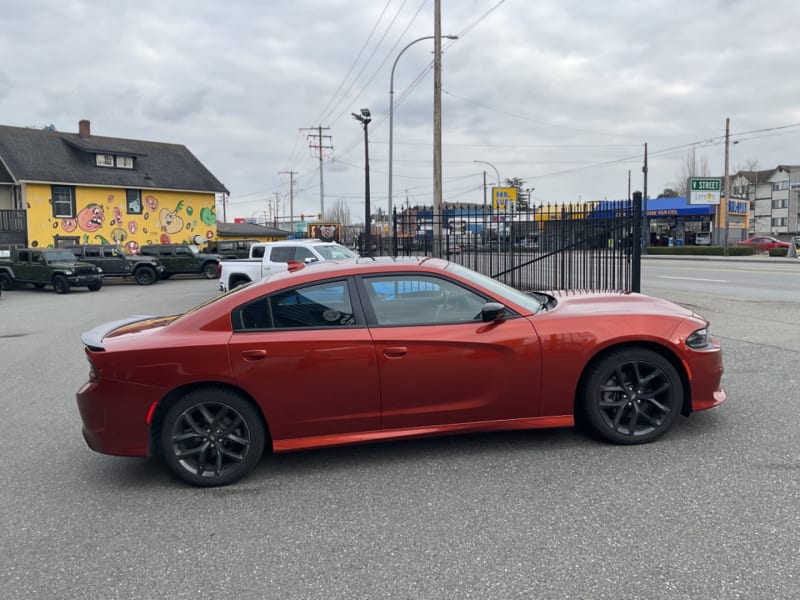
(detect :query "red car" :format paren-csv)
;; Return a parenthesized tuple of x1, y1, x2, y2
(737, 236, 791, 252)
(76, 258, 726, 486)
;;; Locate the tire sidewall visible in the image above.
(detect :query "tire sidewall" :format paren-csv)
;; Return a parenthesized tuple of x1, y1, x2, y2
(53, 275, 70, 294)
(159, 389, 266, 487)
(202, 262, 218, 279)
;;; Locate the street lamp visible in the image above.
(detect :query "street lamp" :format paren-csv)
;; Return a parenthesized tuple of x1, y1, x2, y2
(388, 34, 458, 219)
(472, 160, 501, 187)
(352, 108, 372, 256)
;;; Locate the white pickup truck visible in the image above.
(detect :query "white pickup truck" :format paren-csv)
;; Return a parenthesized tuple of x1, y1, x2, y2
(217, 239, 358, 291)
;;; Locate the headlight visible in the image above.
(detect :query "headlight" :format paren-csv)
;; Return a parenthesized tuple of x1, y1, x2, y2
(686, 327, 710, 349)
(97, 267, 103, 273)
(64, 269, 73, 275)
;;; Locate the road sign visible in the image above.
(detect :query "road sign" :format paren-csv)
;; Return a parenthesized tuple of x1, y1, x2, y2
(688, 178, 721, 205)
(492, 187, 517, 210)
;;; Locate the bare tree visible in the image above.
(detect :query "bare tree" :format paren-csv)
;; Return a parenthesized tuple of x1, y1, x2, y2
(324, 198, 352, 225)
(672, 147, 710, 195)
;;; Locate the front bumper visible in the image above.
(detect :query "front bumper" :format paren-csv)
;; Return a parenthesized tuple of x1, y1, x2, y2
(67, 274, 103, 286)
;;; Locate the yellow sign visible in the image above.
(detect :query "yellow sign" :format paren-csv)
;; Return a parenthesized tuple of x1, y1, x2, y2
(492, 187, 517, 211)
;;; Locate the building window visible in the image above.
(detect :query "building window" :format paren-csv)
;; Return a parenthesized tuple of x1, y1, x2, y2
(52, 186, 76, 218)
(96, 154, 114, 167)
(772, 199, 788, 209)
(116, 156, 134, 169)
(126, 190, 142, 214)
(772, 180, 789, 191)
(772, 217, 787, 227)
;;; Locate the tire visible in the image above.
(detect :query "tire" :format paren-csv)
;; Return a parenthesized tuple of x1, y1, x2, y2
(0, 272, 13, 291)
(160, 388, 266, 487)
(134, 266, 157, 285)
(52, 274, 70, 294)
(230, 276, 251, 289)
(579, 348, 682, 445)
(202, 262, 218, 279)
(87, 281, 102, 291)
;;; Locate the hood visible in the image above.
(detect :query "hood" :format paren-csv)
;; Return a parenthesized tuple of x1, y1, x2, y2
(547, 290, 694, 319)
(49, 260, 97, 270)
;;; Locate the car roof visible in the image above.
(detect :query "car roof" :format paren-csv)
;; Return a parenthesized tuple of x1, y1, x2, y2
(262, 256, 445, 284)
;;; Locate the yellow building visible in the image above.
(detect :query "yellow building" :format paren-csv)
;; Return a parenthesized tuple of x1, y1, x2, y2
(0, 120, 228, 252)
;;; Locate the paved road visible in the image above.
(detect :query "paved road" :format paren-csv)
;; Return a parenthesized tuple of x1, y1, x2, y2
(1, 273, 798, 600)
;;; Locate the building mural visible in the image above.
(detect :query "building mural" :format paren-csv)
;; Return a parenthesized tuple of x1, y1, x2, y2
(24, 184, 217, 253)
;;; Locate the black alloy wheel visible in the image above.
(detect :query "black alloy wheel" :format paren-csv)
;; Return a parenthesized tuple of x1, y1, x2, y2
(134, 266, 157, 285)
(160, 389, 266, 486)
(52, 274, 70, 294)
(202, 262, 218, 279)
(580, 348, 682, 444)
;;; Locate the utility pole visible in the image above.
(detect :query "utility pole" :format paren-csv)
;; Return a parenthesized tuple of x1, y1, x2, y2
(278, 170, 296, 234)
(724, 117, 731, 256)
(273, 192, 281, 227)
(433, 0, 443, 255)
(302, 126, 332, 218)
(642, 143, 648, 253)
(221, 193, 227, 222)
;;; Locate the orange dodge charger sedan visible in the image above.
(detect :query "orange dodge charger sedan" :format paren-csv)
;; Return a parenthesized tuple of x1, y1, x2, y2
(76, 257, 725, 486)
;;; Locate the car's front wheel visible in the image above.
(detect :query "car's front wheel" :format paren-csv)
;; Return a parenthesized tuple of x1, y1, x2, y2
(0, 272, 14, 290)
(202, 263, 218, 279)
(134, 266, 157, 285)
(160, 388, 266, 487)
(579, 348, 682, 444)
(52, 274, 70, 294)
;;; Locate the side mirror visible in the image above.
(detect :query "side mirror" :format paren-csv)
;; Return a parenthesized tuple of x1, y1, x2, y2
(480, 302, 506, 322)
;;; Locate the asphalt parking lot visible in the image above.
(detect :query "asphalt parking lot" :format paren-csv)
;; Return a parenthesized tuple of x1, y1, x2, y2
(1, 277, 798, 599)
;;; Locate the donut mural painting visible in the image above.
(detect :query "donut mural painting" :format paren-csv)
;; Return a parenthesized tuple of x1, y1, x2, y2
(26, 184, 218, 249)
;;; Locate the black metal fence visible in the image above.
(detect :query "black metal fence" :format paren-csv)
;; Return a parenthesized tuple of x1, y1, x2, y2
(363, 198, 641, 292)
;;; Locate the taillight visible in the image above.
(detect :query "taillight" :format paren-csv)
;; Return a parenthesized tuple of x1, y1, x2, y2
(216, 263, 222, 278)
(87, 357, 98, 382)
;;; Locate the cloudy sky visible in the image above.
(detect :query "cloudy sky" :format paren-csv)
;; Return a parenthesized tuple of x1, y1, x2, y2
(2, 0, 798, 224)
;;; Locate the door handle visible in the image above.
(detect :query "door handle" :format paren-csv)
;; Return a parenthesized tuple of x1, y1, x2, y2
(241, 349, 267, 361)
(383, 347, 407, 358)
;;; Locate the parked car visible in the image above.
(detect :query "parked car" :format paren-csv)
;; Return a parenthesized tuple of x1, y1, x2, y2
(76, 257, 726, 487)
(217, 239, 358, 291)
(695, 232, 712, 246)
(0, 247, 103, 294)
(736, 236, 790, 252)
(139, 244, 220, 279)
(67, 244, 164, 285)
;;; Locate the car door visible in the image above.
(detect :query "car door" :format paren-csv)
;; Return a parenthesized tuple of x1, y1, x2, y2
(100, 246, 127, 274)
(172, 246, 196, 273)
(227, 277, 380, 442)
(357, 273, 542, 430)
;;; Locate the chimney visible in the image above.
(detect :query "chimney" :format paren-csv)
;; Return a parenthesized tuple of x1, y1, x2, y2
(79, 119, 91, 137)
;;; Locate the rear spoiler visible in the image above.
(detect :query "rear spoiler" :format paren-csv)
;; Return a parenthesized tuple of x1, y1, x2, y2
(80, 315, 155, 351)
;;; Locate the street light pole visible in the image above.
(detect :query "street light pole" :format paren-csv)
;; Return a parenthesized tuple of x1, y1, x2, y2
(352, 108, 372, 256)
(388, 34, 458, 220)
(473, 160, 500, 188)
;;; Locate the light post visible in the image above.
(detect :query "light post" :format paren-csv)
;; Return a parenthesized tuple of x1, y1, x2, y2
(388, 35, 458, 219)
(473, 160, 500, 242)
(352, 108, 372, 256)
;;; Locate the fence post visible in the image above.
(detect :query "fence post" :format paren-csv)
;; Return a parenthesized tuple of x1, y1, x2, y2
(632, 191, 642, 293)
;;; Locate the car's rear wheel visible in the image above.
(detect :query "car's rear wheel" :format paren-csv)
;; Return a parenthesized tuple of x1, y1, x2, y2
(52, 274, 70, 294)
(160, 388, 266, 487)
(202, 263, 218, 279)
(134, 266, 157, 285)
(580, 348, 682, 444)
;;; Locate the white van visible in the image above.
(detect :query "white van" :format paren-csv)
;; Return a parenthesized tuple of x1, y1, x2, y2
(695, 232, 712, 246)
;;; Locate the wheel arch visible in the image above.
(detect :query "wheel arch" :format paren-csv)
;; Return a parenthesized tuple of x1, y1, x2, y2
(574, 341, 692, 419)
(148, 381, 272, 456)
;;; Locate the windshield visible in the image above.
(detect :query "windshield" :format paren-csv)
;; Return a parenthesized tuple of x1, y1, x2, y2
(316, 245, 358, 260)
(45, 251, 79, 263)
(447, 263, 545, 313)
